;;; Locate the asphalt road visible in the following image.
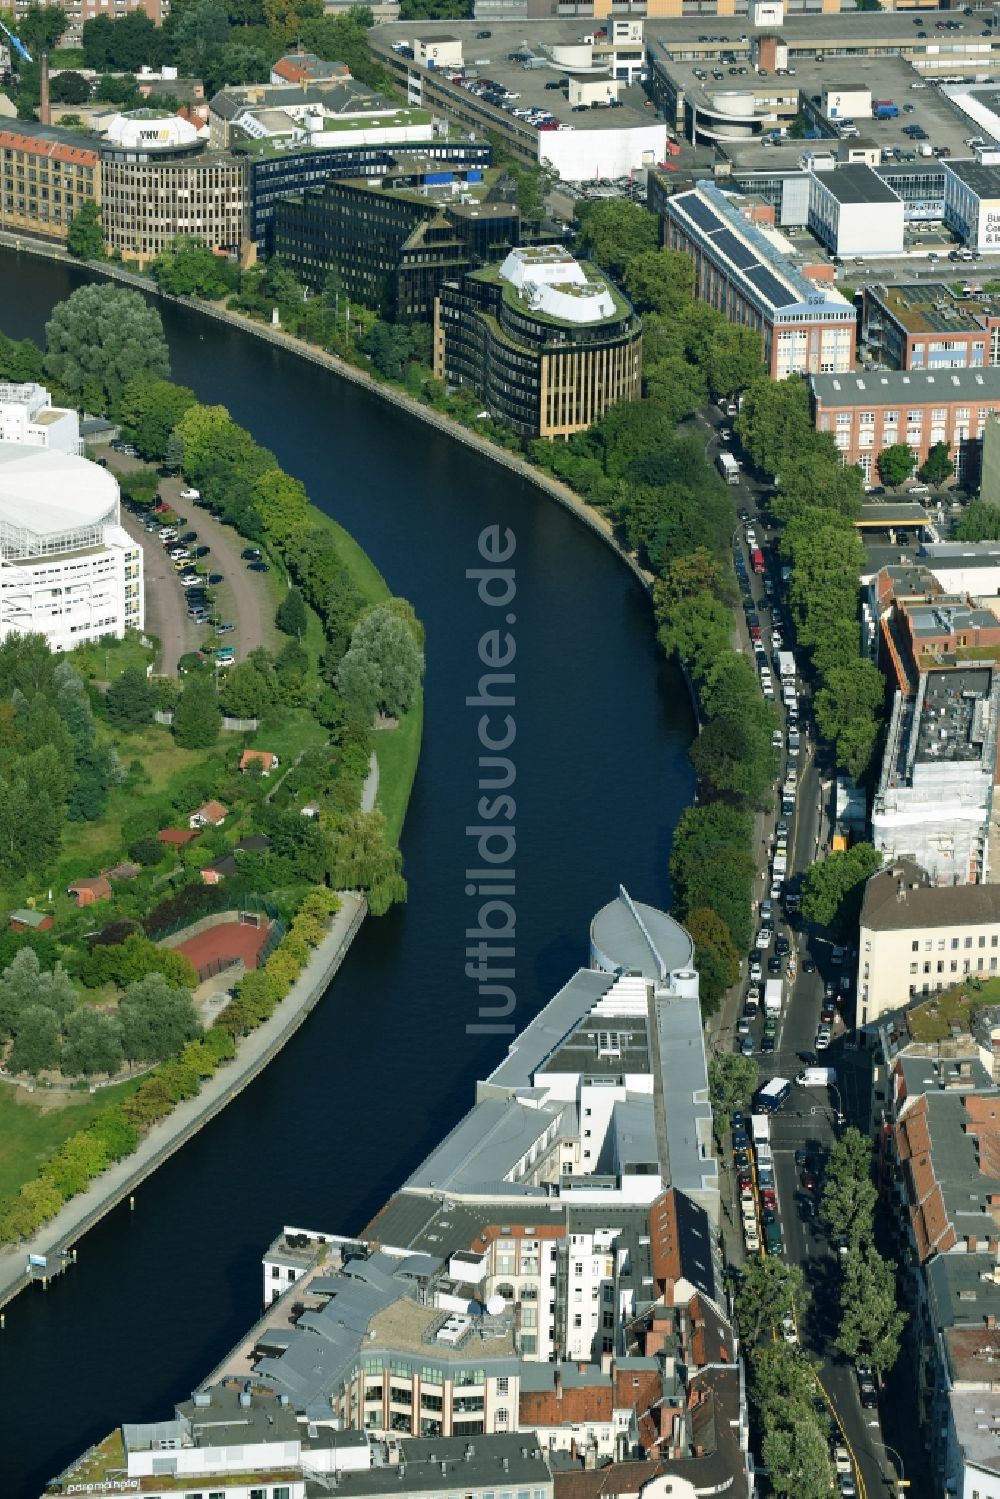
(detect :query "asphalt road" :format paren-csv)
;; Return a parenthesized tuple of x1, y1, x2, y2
(696, 408, 909, 1499)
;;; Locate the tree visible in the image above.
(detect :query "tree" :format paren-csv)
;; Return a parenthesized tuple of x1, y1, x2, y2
(66, 199, 104, 260)
(733, 1255, 805, 1346)
(218, 658, 274, 719)
(152, 237, 241, 299)
(61, 1008, 124, 1077)
(751, 1344, 820, 1426)
(837, 1244, 906, 1377)
(8, 1004, 60, 1076)
(736, 376, 814, 476)
(172, 673, 220, 748)
(622, 248, 694, 317)
(877, 442, 915, 487)
(957, 500, 1000, 542)
(164, 431, 185, 474)
(44, 284, 170, 411)
(685, 905, 741, 1017)
(94, 72, 141, 105)
(105, 664, 156, 728)
(360, 320, 412, 378)
(0, 948, 77, 1040)
(708, 1052, 758, 1138)
(252, 468, 311, 553)
(821, 1127, 878, 1246)
(920, 440, 955, 486)
(276, 586, 307, 639)
(763, 1414, 836, 1499)
(575, 198, 659, 280)
(801, 843, 882, 936)
(337, 604, 424, 720)
(689, 709, 775, 806)
(117, 973, 199, 1063)
(118, 374, 197, 460)
(83, 10, 165, 70)
(702, 320, 763, 398)
(15, 3, 69, 55)
(50, 70, 90, 104)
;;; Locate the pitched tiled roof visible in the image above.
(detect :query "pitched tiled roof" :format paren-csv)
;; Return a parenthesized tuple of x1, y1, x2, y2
(0, 128, 98, 166)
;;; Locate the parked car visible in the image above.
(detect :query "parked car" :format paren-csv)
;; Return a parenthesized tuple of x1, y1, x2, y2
(216, 623, 236, 635)
(248, 561, 270, 573)
(749, 957, 762, 981)
(179, 487, 200, 500)
(801, 1169, 818, 1192)
(815, 1026, 832, 1051)
(241, 547, 262, 561)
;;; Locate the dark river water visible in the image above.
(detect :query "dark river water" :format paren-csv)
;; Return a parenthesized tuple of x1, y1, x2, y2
(0, 248, 695, 1499)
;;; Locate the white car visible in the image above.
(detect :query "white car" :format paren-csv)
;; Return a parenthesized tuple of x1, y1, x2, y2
(749, 957, 763, 981)
(833, 1445, 852, 1476)
(179, 487, 201, 500)
(744, 1225, 761, 1253)
(757, 926, 773, 949)
(815, 1026, 832, 1051)
(180, 574, 203, 589)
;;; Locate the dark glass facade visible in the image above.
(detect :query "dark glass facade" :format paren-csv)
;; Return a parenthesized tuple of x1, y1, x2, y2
(247, 141, 492, 252)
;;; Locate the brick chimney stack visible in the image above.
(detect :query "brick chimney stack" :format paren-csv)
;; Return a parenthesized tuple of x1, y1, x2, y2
(39, 53, 50, 126)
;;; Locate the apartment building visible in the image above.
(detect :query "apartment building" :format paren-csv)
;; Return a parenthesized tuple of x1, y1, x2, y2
(0, 122, 99, 244)
(436, 247, 642, 440)
(663, 183, 855, 379)
(878, 589, 1000, 695)
(811, 367, 1000, 482)
(0, 383, 79, 455)
(858, 860, 1000, 1022)
(6, 0, 167, 46)
(862, 283, 1000, 373)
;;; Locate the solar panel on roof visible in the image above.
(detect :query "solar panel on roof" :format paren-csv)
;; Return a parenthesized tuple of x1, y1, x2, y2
(678, 193, 725, 235)
(746, 264, 796, 309)
(711, 227, 759, 272)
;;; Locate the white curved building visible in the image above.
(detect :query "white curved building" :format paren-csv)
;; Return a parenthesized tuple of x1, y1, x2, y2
(101, 111, 201, 153)
(0, 444, 143, 651)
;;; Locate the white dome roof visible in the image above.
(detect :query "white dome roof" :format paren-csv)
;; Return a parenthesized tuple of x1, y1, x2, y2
(103, 112, 199, 150)
(0, 444, 118, 554)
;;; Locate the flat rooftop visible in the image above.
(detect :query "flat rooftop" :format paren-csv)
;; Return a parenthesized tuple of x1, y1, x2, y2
(906, 600, 1000, 637)
(916, 666, 995, 765)
(946, 158, 1000, 197)
(867, 281, 996, 337)
(815, 163, 901, 206)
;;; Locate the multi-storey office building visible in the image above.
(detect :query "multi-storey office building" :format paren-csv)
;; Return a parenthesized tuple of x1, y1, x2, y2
(811, 367, 1000, 481)
(806, 163, 905, 257)
(271, 167, 522, 315)
(435, 247, 642, 439)
(244, 139, 492, 252)
(663, 182, 854, 378)
(862, 284, 1000, 373)
(0, 383, 80, 454)
(0, 122, 99, 244)
(0, 444, 143, 652)
(97, 111, 245, 264)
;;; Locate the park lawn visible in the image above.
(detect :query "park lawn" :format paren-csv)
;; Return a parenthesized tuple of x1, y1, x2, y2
(0, 1075, 143, 1202)
(375, 691, 423, 848)
(249, 709, 329, 765)
(69, 631, 156, 683)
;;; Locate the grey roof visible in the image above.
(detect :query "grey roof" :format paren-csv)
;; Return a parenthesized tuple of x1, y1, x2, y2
(949, 1391, 1000, 1478)
(331, 1434, 552, 1498)
(861, 859, 1000, 932)
(519, 1362, 612, 1393)
(812, 163, 900, 205)
(898, 1054, 992, 1099)
(922, 542, 1000, 569)
(404, 1095, 570, 1196)
(212, 77, 384, 120)
(859, 502, 930, 526)
(813, 367, 1000, 407)
(921, 1090, 1000, 1232)
(590, 888, 694, 981)
(174, 1386, 301, 1446)
(603, 1098, 659, 1173)
(926, 1249, 1000, 1336)
(947, 159, 1000, 199)
(481, 968, 615, 1092)
(542, 1012, 651, 1082)
(655, 994, 716, 1197)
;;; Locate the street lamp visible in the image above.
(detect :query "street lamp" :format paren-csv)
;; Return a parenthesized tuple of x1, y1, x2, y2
(873, 1439, 908, 1494)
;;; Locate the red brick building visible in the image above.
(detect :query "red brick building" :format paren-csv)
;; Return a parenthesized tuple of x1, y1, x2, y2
(811, 367, 1000, 482)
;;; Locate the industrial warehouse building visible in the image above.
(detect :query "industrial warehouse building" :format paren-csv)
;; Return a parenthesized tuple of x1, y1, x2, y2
(663, 182, 855, 379)
(0, 444, 143, 653)
(434, 246, 642, 439)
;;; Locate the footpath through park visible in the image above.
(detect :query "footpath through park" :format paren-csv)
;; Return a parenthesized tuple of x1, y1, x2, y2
(0, 891, 367, 1312)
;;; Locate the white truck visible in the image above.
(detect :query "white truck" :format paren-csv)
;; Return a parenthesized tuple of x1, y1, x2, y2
(764, 978, 783, 1015)
(717, 451, 740, 485)
(777, 651, 796, 680)
(773, 851, 788, 878)
(796, 1066, 837, 1088)
(751, 1113, 770, 1145)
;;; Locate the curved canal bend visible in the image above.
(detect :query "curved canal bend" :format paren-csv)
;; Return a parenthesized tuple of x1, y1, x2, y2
(0, 248, 697, 1499)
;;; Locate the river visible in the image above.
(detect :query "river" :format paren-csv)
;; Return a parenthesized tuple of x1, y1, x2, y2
(0, 247, 695, 1499)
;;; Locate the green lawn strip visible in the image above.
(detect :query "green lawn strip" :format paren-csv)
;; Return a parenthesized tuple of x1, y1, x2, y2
(68, 631, 157, 682)
(0, 1076, 143, 1201)
(907, 977, 1000, 1041)
(374, 692, 423, 848)
(247, 708, 329, 765)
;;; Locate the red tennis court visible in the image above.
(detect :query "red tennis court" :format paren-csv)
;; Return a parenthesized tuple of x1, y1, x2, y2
(177, 917, 270, 980)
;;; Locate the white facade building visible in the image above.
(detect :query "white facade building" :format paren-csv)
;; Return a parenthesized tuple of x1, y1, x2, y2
(945, 160, 1000, 252)
(0, 443, 143, 652)
(808, 164, 905, 256)
(0, 383, 80, 455)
